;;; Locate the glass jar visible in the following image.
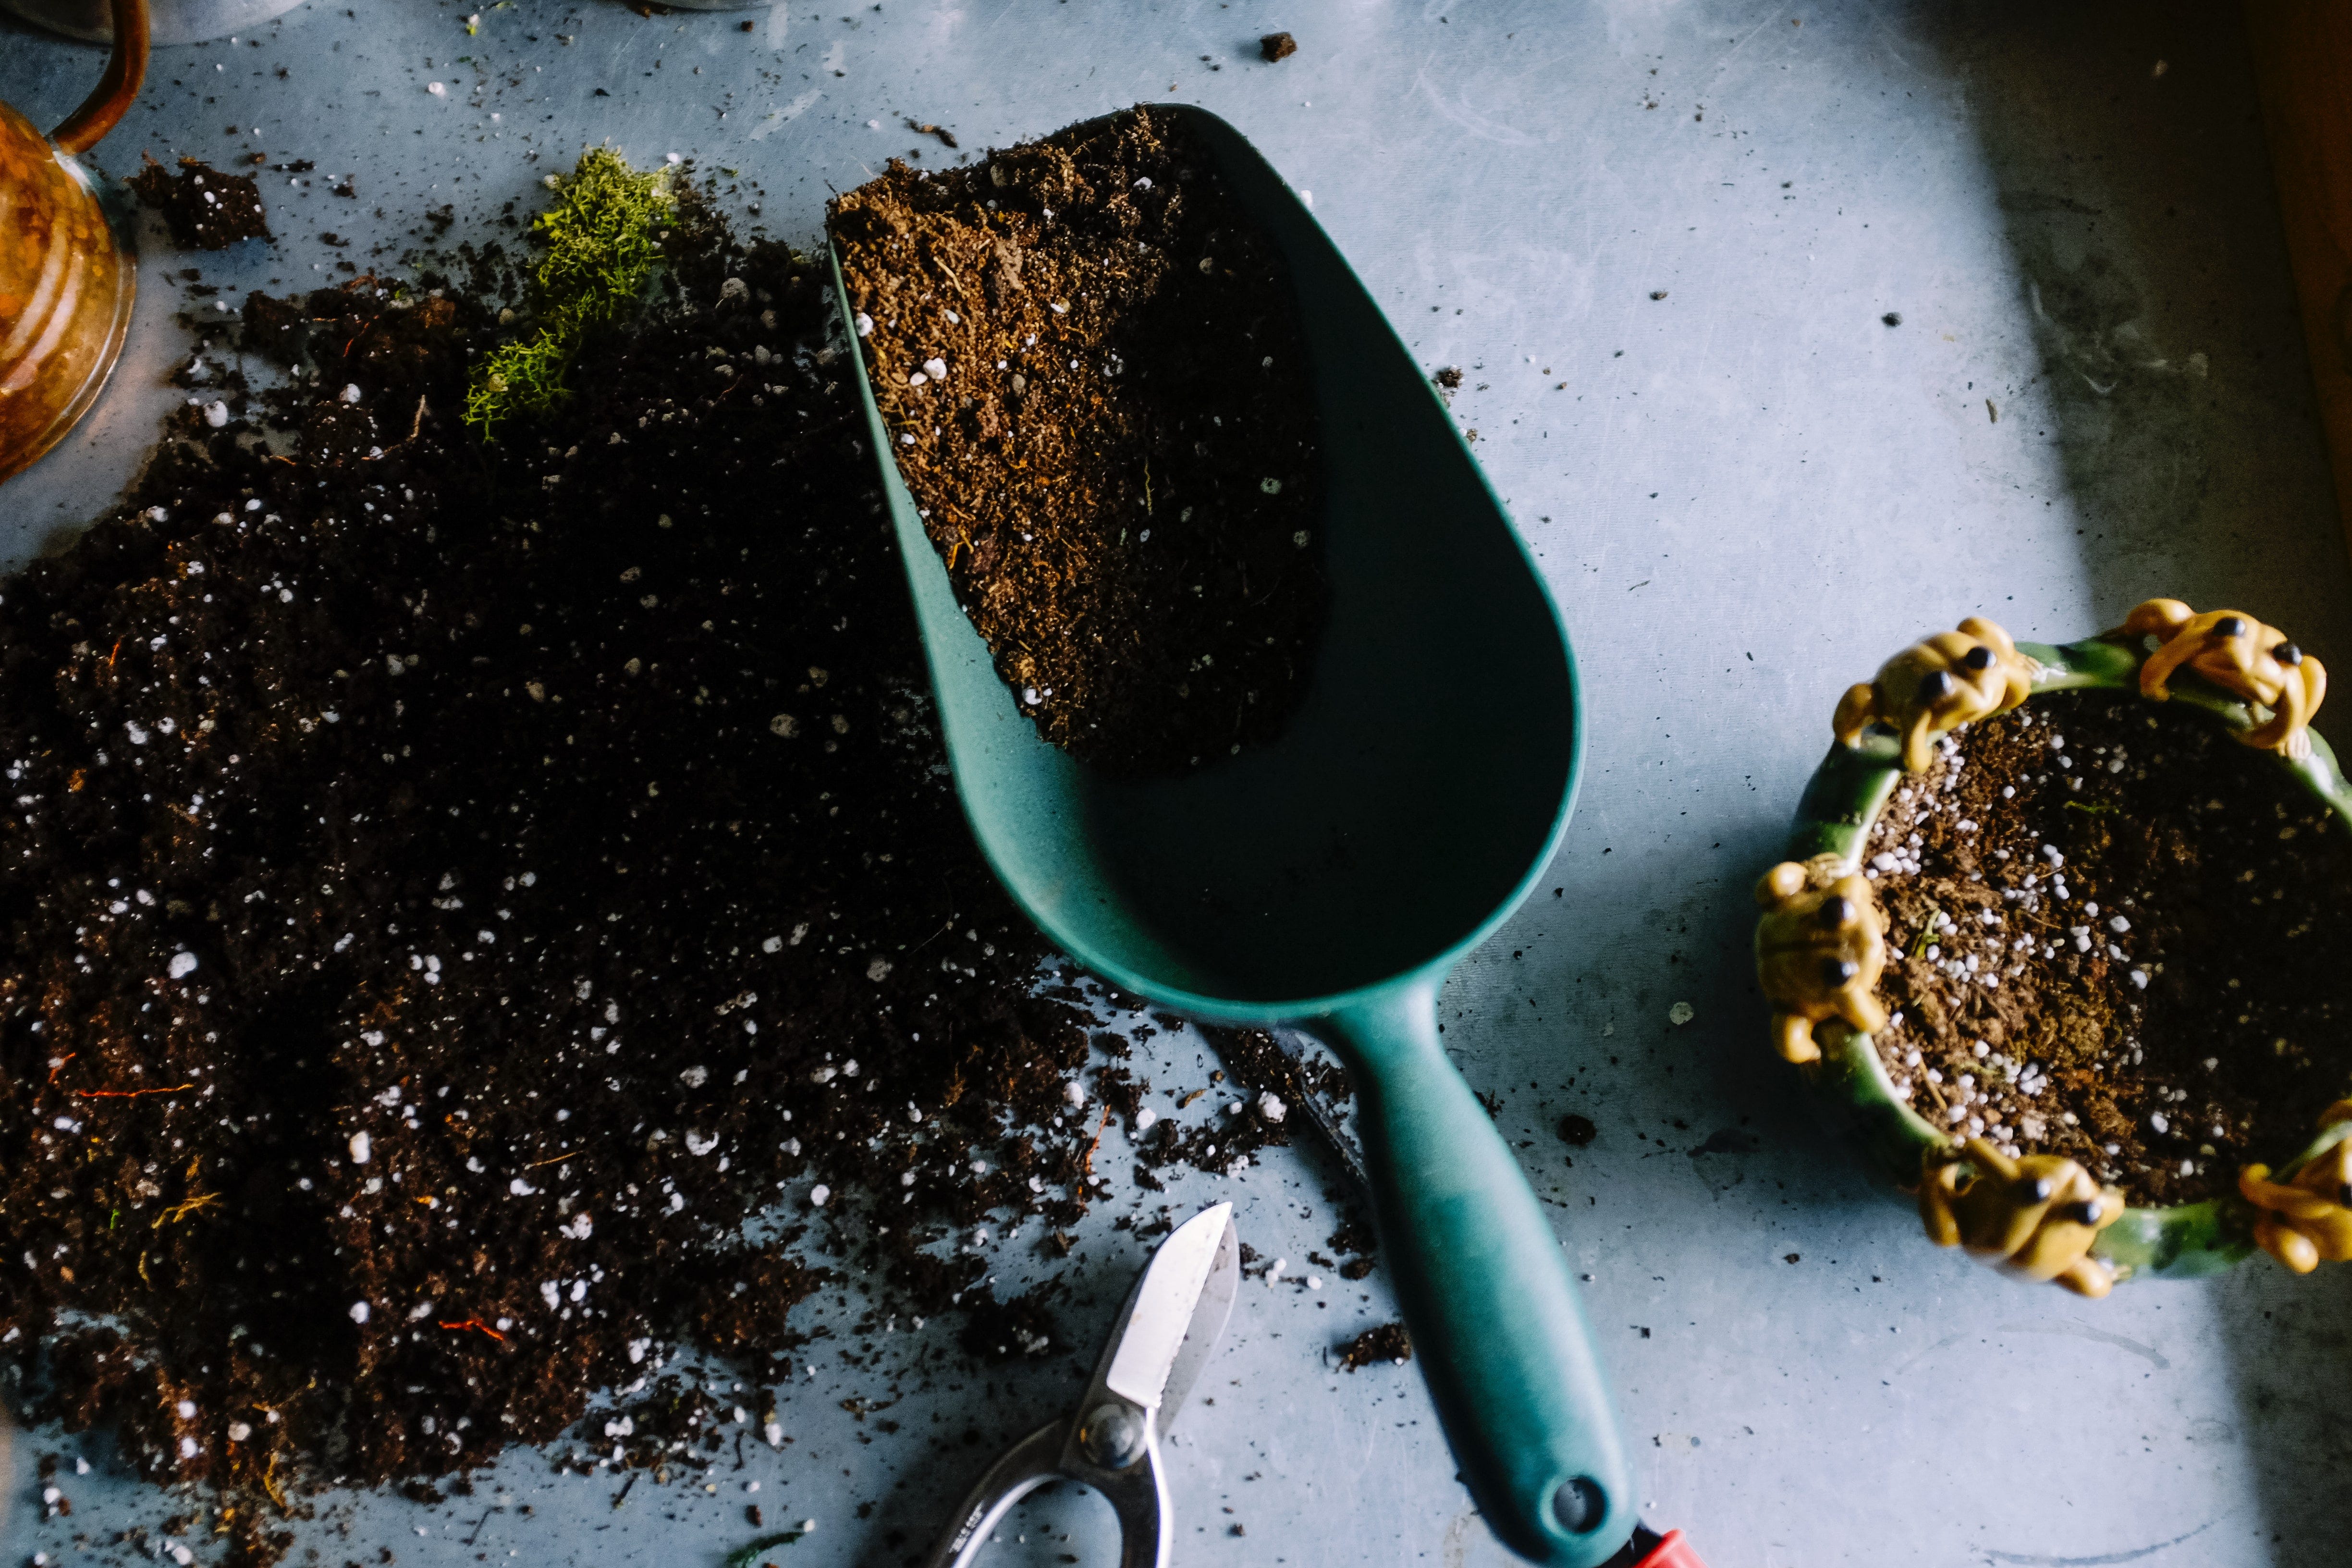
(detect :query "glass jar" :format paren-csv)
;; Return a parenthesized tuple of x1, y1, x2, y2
(0, 0, 145, 485)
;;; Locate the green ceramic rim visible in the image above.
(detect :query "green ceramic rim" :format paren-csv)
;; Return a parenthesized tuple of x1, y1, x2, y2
(1780, 630, 2352, 1282)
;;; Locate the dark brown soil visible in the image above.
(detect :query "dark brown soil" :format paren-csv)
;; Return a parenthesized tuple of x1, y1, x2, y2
(827, 106, 1327, 778)
(1261, 32, 1299, 62)
(1335, 1322, 1409, 1370)
(0, 175, 1336, 1562)
(1862, 690, 2352, 1206)
(130, 156, 273, 250)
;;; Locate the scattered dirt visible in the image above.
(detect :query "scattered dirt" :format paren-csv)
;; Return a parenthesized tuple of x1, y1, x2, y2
(1335, 1322, 1409, 1370)
(1326, 1216, 1377, 1281)
(828, 105, 1328, 778)
(1201, 1026, 1346, 1132)
(1432, 365, 1463, 390)
(1862, 690, 2352, 1206)
(0, 171, 1340, 1562)
(1260, 32, 1299, 63)
(129, 156, 273, 250)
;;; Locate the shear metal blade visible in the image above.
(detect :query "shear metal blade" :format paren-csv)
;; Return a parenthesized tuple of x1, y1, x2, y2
(1153, 1207, 1239, 1433)
(1100, 1202, 1237, 1417)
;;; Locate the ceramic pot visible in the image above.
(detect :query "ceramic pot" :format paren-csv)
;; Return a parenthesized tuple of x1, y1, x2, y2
(1770, 617, 2352, 1286)
(0, 0, 296, 46)
(0, 0, 142, 486)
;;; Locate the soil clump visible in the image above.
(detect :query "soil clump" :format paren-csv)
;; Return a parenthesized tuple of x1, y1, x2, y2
(129, 156, 272, 249)
(1862, 690, 2352, 1206)
(1335, 1322, 1409, 1370)
(828, 106, 1326, 778)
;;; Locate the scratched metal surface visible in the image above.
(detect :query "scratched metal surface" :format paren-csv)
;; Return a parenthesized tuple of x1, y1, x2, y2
(5, 2, 2352, 1566)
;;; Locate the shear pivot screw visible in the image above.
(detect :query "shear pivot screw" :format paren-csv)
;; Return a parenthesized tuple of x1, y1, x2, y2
(1078, 1403, 1145, 1469)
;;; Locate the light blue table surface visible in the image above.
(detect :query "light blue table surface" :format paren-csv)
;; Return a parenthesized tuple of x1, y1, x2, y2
(4, 2, 2351, 1565)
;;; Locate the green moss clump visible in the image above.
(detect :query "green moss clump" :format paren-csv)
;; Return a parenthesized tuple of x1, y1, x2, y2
(465, 147, 674, 438)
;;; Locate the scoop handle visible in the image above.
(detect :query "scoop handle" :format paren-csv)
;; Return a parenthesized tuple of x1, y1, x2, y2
(1315, 980, 1630, 1567)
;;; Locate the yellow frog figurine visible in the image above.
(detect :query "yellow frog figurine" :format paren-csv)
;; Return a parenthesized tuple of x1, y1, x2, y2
(1753, 855, 1887, 1065)
(2120, 598, 2327, 760)
(1919, 1138, 2124, 1297)
(2238, 1102, 2352, 1274)
(1833, 617, 2036, 774)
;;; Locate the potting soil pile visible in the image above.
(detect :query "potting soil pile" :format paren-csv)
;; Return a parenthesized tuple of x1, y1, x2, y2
(828, 106, 1327, 778)
(1863, 689, 2352, 1206)
(0, 159, 1318, 1563)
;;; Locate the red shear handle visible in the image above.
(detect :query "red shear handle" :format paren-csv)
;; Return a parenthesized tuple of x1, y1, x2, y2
(1630, 1529, 1708, 1568)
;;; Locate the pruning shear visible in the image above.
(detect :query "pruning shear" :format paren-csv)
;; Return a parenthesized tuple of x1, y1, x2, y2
(923, 1201, 1241, 1568)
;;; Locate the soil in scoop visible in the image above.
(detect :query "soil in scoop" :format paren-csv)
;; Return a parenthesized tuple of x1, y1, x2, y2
(0, 172, 1324, 1561)
(1862, 690, 2352, 1207)
(829, 106, 1327, 778)
(129, 156, 272, 249)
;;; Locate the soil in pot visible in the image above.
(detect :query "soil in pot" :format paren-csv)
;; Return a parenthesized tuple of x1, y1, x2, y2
(827, 105, 1327, 779)
(1860, 689, 2352, 1207)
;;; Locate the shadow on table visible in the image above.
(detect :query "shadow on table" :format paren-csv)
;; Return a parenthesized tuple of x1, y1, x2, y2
(1933, 0, 2352, 652)
(1923, 3, 2352, 1563)
(868, 1478, 1119, 1568)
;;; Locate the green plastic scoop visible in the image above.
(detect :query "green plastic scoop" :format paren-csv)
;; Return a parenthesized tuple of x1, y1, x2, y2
(829, 104, 1630, 1566)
